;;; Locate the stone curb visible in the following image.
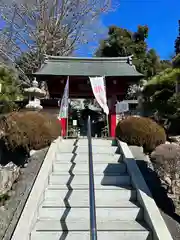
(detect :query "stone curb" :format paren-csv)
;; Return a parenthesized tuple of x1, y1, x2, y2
(118, 140, 173, 240)
(2, 148, 47, 240)
(11, 137, 62, 240)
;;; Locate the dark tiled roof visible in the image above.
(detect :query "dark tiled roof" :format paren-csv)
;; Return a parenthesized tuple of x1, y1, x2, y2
(34, 55, 143, 77)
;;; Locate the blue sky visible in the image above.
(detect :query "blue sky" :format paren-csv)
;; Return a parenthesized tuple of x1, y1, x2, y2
(102, 0, 180, 60)
(1, 0, 179, 60)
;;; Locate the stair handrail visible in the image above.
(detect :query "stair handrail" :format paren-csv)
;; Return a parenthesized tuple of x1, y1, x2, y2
(87, 115, 98, 240)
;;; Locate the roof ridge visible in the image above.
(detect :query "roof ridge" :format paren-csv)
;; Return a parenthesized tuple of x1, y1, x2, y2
(44, 55, 133, 63)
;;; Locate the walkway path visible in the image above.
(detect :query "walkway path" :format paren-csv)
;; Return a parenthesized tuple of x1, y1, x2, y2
(29, 138, 151, 240)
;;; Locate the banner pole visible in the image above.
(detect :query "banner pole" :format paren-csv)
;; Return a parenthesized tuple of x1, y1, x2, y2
(66, 76, 70, 138)
(66, 113, 69, 138)
(103, 76, 110, 137)
(106, 114, 110, 137)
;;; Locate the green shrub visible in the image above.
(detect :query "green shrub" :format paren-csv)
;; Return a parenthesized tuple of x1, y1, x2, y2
(167, 93, 180, 114)
(116, 116, 166, 152)
(151, 143, 180, 193)
(0, 111, 61, 151)
(0, 64, 23, 103)
(0, 101, 19, 114)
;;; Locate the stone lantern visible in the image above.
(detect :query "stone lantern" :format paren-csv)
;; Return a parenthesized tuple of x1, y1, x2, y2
(24, 78, 45, 111)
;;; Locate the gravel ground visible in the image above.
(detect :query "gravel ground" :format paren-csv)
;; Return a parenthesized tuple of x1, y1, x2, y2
(0, 147, 48, 240)
(129, 145, 180, 240)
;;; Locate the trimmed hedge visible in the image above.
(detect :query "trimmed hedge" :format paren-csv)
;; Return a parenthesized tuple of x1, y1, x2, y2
(0, 111, 61, 152)
(116, 116, 166, 152)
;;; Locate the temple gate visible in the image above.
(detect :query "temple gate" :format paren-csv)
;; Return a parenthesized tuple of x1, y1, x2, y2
(34, 55, 143, 137)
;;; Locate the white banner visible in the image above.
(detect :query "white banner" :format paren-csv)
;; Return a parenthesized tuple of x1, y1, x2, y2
(89, 76, 109, 115)
(58, 77, 69, 119)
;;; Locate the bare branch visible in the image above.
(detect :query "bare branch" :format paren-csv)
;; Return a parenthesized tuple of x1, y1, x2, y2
(0, 0, 119, 78)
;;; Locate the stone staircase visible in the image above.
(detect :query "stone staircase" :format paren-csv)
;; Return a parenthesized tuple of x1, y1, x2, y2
(30, 138, 151, 240)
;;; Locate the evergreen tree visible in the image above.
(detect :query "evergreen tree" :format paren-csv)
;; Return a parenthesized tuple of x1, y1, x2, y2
(96, 25, 170, 78)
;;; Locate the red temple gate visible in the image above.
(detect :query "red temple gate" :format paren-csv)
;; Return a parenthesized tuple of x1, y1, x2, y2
(34, 56, 143, 137)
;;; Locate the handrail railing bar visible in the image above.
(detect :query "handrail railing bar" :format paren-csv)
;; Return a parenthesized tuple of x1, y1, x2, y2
(87, 116, 97, 240)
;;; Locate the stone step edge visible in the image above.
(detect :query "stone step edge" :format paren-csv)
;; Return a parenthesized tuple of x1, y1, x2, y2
(40, 203, 141, 209)
(46, 185, 133, 190)
(50, 173, 129, 176)
(29, 230, 151, 240)
(53, 161, 125, 165)
(33, 220, 150, 232)
(40, 200, 139, 208)
(37, 206, 142, 220)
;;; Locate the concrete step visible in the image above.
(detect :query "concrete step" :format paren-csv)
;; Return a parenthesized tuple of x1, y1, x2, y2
(42, 199, 138, 208)
(30, 231, 150, 240)
(33, 219, 149, 231)
(75, 146, 119, 154)
(53, 162, 126, 175)
(77, 139, 113, 146)
(58, 140, 77, 149)
(45, 188, 136, 200)
(43, 189, 136, 207)
(60, 139, 77, 144)
(38, 206, 143, 221)
(55, 153, 121, 163)
(60, 139, 113, 146)
(58, 146, 119, 154)
(49, 174, 131, 187)
(47, 183, 133, 190)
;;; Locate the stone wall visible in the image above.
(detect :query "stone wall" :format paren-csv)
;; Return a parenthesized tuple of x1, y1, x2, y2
(0, 163, 20, 197)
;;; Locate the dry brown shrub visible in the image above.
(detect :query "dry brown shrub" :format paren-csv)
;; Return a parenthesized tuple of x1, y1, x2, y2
(151, 143, 180, 193)
(0, 111, 61, 151)
(116, 116, 166, 152)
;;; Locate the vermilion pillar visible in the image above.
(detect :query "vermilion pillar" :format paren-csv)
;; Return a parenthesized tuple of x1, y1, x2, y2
(110, 113, 116, 137)
(108, 96, 117, 138)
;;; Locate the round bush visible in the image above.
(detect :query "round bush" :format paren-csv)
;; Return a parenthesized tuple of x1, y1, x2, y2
(0, 112, 30, 151)
(116, 116, 166, 152)
(0, 111, 61, 151)
(151, 143, 180, 193)
(151, 144, 180, 171)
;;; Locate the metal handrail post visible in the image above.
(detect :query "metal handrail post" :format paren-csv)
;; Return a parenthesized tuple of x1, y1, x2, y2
(87, 116, 97, 240)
